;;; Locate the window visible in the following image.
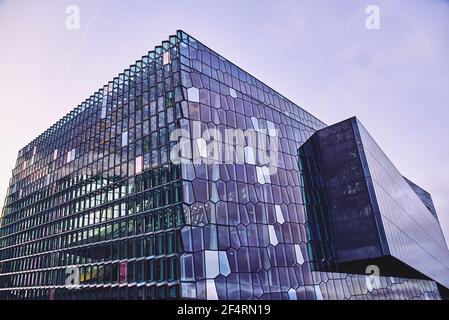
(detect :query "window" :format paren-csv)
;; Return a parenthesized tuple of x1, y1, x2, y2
(66, 148, 76, 163)
(122, 131, 128, 147)
(187, 87, 199, 103)
(135, 156, 143, 174)
(163, 52, 171, 65)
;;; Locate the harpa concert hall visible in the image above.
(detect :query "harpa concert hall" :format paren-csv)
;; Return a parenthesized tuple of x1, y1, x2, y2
(1, 31, 449, 300)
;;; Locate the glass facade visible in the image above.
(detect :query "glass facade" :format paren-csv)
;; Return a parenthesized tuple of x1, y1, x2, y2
(404, 177, 438, 221)
(299, 117, 449, 298)
(356, 119, 449, 289)
(0, 31, 446, 300)
(0, 34, 184, 300)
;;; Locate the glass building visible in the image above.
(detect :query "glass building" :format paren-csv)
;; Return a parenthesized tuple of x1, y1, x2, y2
(1, 31, 448, 300)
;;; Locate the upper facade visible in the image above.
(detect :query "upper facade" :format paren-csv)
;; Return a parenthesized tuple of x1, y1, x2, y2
(0, 31, 446, 300)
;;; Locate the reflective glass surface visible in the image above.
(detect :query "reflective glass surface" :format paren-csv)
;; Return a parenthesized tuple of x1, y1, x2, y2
(356, 119, 449, 289)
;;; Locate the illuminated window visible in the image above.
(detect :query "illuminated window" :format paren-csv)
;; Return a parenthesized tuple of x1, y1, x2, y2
(268, 225, 279, 246)
(66, 148, 76, 163)
(135, 156, 142, 174)
(275, 205, 285, 224)
(122, 131, 128, 147)
(187, 87, 199, 103)
(163, 52, 171, 65)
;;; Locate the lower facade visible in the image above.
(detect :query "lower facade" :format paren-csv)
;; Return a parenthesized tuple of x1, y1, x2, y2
(2, 272, 441, 300)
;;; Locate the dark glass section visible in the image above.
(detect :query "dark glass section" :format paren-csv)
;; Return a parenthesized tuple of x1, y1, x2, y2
(299, 118, 384, 271)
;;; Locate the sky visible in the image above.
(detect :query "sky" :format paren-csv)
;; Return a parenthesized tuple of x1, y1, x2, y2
(0, 0, 448, 243)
